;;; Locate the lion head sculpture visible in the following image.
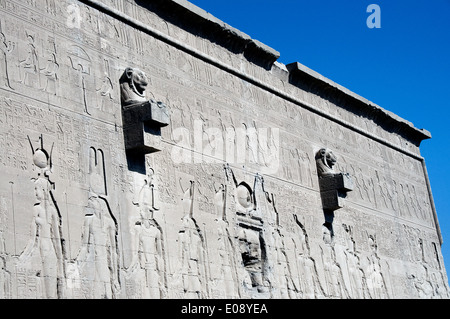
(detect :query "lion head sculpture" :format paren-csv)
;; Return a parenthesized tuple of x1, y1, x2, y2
(119, 67, 149, 107)
(315, 148, 337, 177)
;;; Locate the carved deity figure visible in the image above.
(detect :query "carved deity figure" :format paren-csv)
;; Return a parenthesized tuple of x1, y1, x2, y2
(119, 67, 149, 107)
(0, 28, 14, 89)
(365, 235, 390, 298)
(19, 34, 39, 87)
(293, 215, 325, 299)
(77, 193, 119, 299)
(213, 183, 240, 298)
(128, 171, 166, 298)
(315, 148, 353, 212)
(225, 166, 267, 295)
(320, 223, 350, 298)
(270, 225, 298, 298)
(0, 257, 10, 299)
(19, 136, 65, 299)
(119, 67, 169, 154)
(177, 181, 209, 298)
(40, 52, 58, 94)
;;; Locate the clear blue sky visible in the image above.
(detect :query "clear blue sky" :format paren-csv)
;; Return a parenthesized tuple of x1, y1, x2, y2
(189, 0, 450, 279)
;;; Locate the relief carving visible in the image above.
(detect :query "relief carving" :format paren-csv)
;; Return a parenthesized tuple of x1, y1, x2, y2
(292, 215, 325, 298)
(0, 22, 14, 90)
(127, 169, 167, 298)
(18, 33, 39, 88)
(225, 166, 268, 296)
(119, 67, 170, 155)
(75, 147, 119, 299)
(0, 0, 447, 300)
(264, 194, 298, 298)
(67, 45, 92, 115)
(40, 36, 58, 95)
(341, 224, 370, 299)
(365, 234, 391, 298)
(212, 182, 241, 298)
(77, 193, 119, 298)
(175, 180, 209, 298)
(319, 223, 350, 298)
(315, 148, 353, 211)
(18, 135, 66, 299)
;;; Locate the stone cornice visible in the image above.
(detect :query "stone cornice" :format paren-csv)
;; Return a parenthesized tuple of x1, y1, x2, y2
(134, 0, 280, 69)
(286, 62, 431, 147)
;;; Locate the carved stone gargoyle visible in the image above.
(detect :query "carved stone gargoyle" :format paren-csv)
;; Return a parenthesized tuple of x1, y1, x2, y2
(315, 148, 353, 211)
(120, 67, 170, 154)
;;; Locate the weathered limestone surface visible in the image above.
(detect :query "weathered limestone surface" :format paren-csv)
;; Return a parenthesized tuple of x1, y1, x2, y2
(0, 0, 447, 299)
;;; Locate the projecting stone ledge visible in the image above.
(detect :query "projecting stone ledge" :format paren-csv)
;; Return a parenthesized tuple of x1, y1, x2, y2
(122, 100, 169, 154)
(315, 148, 354, 212)
(133, 0, 280, 69)
(120, 67, 170, 155)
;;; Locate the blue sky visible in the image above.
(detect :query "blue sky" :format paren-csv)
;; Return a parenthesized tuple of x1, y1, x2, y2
(189, 0, 450, 278)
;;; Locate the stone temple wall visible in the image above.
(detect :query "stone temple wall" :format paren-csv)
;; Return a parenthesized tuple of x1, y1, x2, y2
(0, 0, 447, 299)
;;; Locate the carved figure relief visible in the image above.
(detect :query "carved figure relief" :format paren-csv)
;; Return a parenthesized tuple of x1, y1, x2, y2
(119, 67, 170, 155)
(225, 166, 268, 296)
(176, 181, 209, 298)
(18, 135, 65, 299)
(127, 169, 167, 298)
(0, 22, 14, 89)
(365, 235, 390, 298)
(18, 33, 39, 88)
(265, 194, 298, 298)
(0, 196, 10, 299)
(292, 215, 325, 298)
(40, 36, 58, 95)
(212, 182, 241, 298)
(342, 224, 369, 298)
(76, 147, 119, 299)
(120, 67, 149, 107)
(77, 193, 119, 298)
(0, 0, 447, 300)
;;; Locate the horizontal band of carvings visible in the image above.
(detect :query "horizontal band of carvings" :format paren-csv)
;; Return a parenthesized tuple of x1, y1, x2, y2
(80, 0, 427, 162)
(135, 0, 281, 69)
(286, 62, 431, 146)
